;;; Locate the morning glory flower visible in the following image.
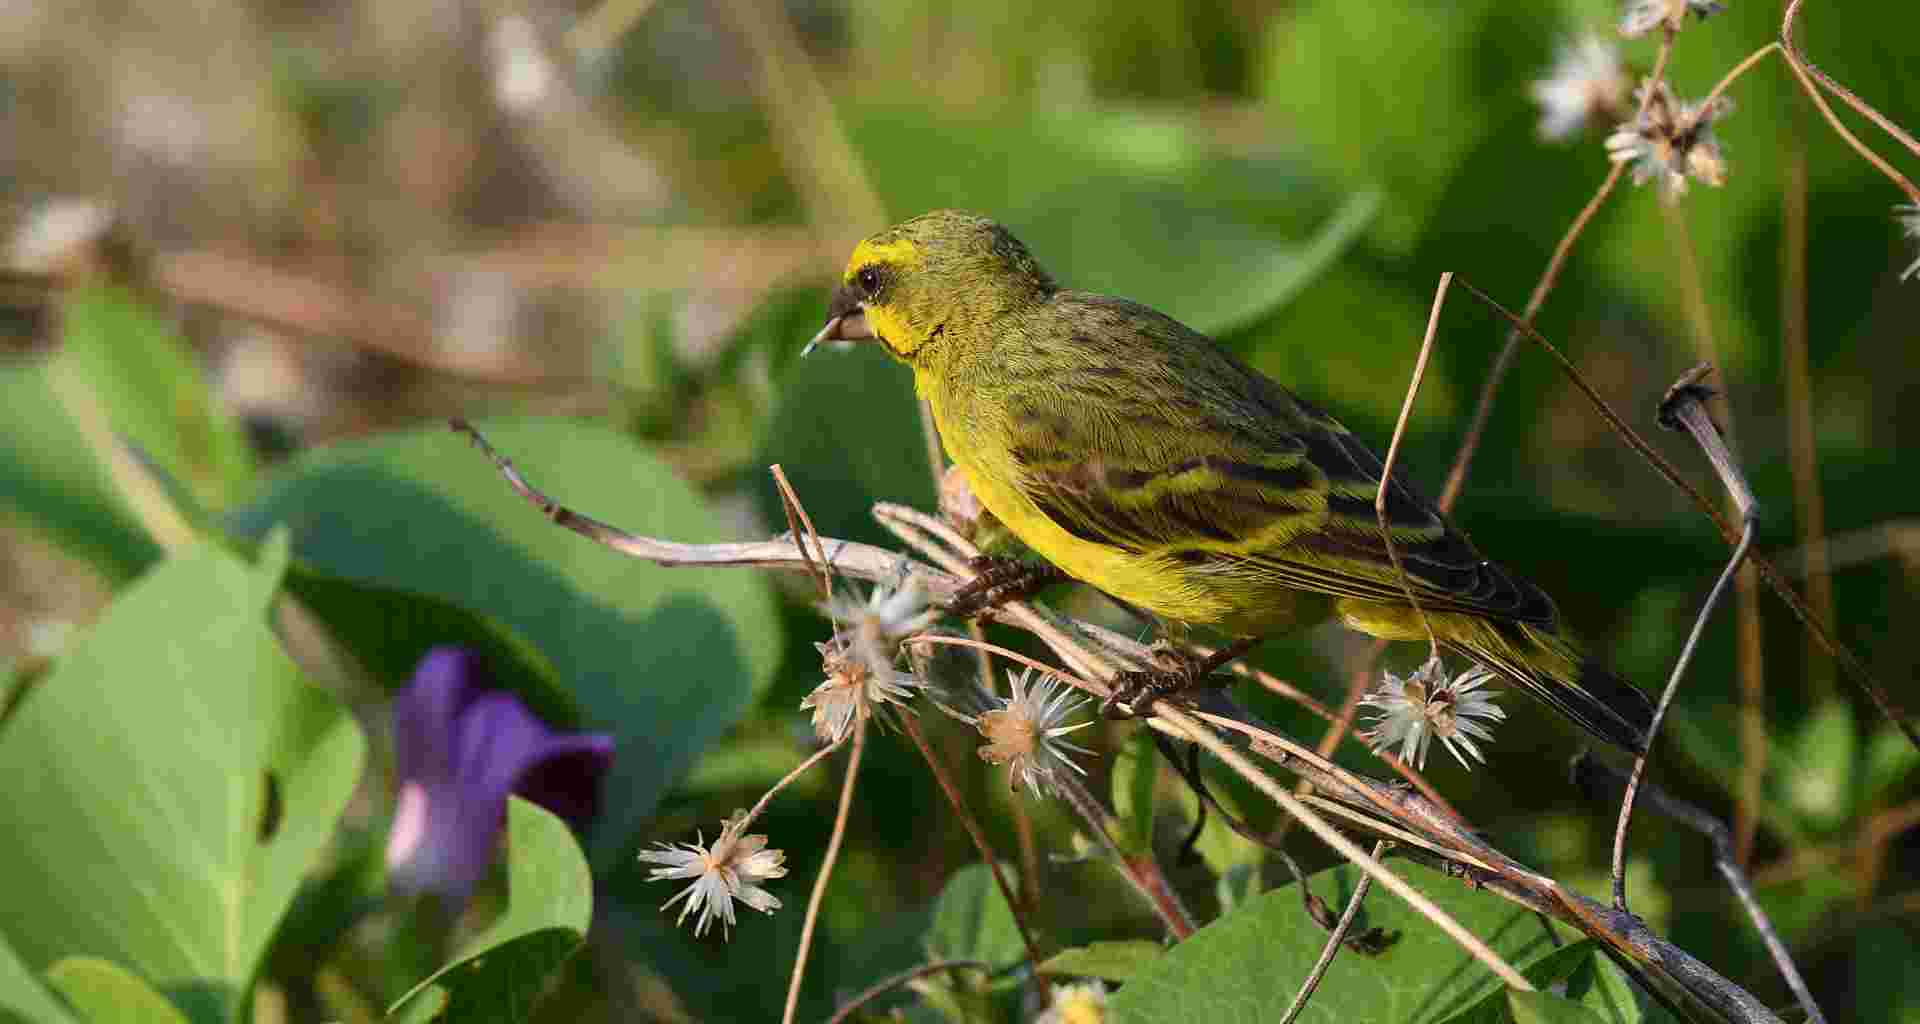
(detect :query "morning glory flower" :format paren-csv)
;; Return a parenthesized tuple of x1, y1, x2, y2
(386, 646, 614, 905)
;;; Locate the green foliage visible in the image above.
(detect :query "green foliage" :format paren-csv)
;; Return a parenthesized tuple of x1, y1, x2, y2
(1107, 861, 1577, 1024)
(229, 419, 782, 867)
(56, 287, 255, 514)
(1039, 941, 1163, 983)
(0, 356, 160, 583)
(386, 800, 593, 1023)
(0, 537, 363, 1024)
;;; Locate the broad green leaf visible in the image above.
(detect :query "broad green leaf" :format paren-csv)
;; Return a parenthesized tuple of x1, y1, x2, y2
(387, 799, 592, 1023)
(0, 536, 365, 1024)
(0, 933, 75, 1024)
(1507, 990, 1608, 1024)
(1112, 731, 1159, 857)
(1437, 941, 1599, 1024)
(277, 560, 580, 729)
(0, 356, 160, 582)
(57, 286, 254, 512)
(1109, 861, 1566, 1024)
(1039, 941, 1163, 983)
(924, 864, 1025, 968)
(228, 418, 780, 867)
(42, 959, 187, 1024)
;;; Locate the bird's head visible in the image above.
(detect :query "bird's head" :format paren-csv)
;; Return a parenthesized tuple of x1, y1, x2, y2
(807, 210, 1055, 363)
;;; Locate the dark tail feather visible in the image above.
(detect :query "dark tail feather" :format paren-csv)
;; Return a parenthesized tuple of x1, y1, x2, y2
(1445, 643, 1655, 753)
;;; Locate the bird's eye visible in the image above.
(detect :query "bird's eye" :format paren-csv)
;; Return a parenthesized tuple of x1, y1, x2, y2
(856, 265, 882, 295)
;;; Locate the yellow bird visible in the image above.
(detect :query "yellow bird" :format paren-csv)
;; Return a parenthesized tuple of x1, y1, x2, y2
(808, 210, 1655, 752)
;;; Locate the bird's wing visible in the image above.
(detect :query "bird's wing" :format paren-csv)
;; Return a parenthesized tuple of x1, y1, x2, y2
(998, 326, 1555, 627)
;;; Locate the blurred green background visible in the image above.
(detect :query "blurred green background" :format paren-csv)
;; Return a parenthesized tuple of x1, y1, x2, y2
(3, 0, 1918, 1020)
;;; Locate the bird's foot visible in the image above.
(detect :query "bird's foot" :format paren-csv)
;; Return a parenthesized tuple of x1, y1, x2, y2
(1101, 637, 1261, 718)
(948, 556, 1068, 618)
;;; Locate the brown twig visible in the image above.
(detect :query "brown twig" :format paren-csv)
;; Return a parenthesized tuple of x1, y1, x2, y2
(1777, 6, 1920, 202)
(1053, 771, 1197, 941)
(1445, 286, 1918, 751)
(770, 463, 832, 602)
(823, 959, 993, 1024)
(897, 713, 1048, 978)
(1375, 272, 1451, 660)
(1279, 840, 1388, 1024)
(781, 718, 866, 1024)
(1575, 753, 1824, 1024)
(1782, 0, 1920, 163)
(1436, 26, 1685, 510)
(1613, 372, 1759, 910)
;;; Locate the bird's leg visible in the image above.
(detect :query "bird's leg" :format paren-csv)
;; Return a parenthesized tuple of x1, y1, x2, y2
(948, 556, 1069, 618)
(1102, 636, 1262, 718)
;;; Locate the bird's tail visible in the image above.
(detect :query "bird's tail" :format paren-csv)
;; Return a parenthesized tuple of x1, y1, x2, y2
(1441, 623, 1655, 753)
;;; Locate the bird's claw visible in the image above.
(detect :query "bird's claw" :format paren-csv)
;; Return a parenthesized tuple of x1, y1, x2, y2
(948, 556, 1066, 618)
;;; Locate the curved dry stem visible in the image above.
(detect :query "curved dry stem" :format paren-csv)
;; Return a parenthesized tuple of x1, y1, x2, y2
(898, 713, 1048, 978)
(1612, 520, 1755, 909)
(742, 734, 846, 832)
(1377, 272, 1451, 660)
(1689, 42, 1781, 126)
(1446, 286, 1917, 751)
(1783, 0, 1920, 162)
(824, 959, 993, 1024)
(1777, 20, 1920, 202)
(782, 718, 866, 1024)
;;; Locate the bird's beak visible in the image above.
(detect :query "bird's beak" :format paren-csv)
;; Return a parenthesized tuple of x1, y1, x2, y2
(803, 306, 874, 356)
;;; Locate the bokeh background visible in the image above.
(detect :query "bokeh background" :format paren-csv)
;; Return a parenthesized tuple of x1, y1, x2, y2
(3, 0, 1918, 1020)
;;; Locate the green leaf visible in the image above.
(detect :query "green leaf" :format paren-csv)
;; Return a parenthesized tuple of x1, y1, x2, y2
(276, 560, 580, 729)
(387, 799, 593, 1023)
(1039, 941, 1163, 983)
(41, 959, 188, 1024)
(0, 536, 365, 1024)
(1507, 990, 1608, 1024)
(228, 418, 782, 867)
(1108, 861, 1567, 1024)
(924, 864, 1025, 968)
(1437, 941, 1598, 1024)
(57, 286, 255, 512)
(1853, 924, 1920, 1023)
(1112, 731, 1159, 857)
(0, 933, 76, 1024)
(0, 356, 161, 582)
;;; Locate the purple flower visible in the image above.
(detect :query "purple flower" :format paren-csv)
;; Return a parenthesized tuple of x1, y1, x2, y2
(386, 646, 614, 904)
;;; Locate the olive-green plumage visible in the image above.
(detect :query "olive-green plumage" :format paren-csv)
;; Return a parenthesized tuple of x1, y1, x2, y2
(813, 210, 1655, 752)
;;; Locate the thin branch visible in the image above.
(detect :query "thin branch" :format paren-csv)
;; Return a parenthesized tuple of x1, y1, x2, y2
(1782, 0, 1920, 162)
(1280, 841, 1388, 1024)
(1776, 11, 1920, 202)
(1576, 754, 1825, 1024)
(1689, 43, 1781, 124)
(1446, 286, 1917, 751)
(1149, 704, 1534, 990)
(897, 713, 1048, 978)
(1440, 28, 1678, 510)
(1054, 771, 1197, 941)
(1376, 272, 1451, 660)
(741, 734, 846, 832)
(1614, 371, 1760, 909)
(782, 718, 866, 1024)
(824, 959, 993, 1024)
(770, 464, 832, 602)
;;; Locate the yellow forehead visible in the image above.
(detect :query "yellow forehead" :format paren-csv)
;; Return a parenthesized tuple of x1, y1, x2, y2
(844, 236, 923, 280)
